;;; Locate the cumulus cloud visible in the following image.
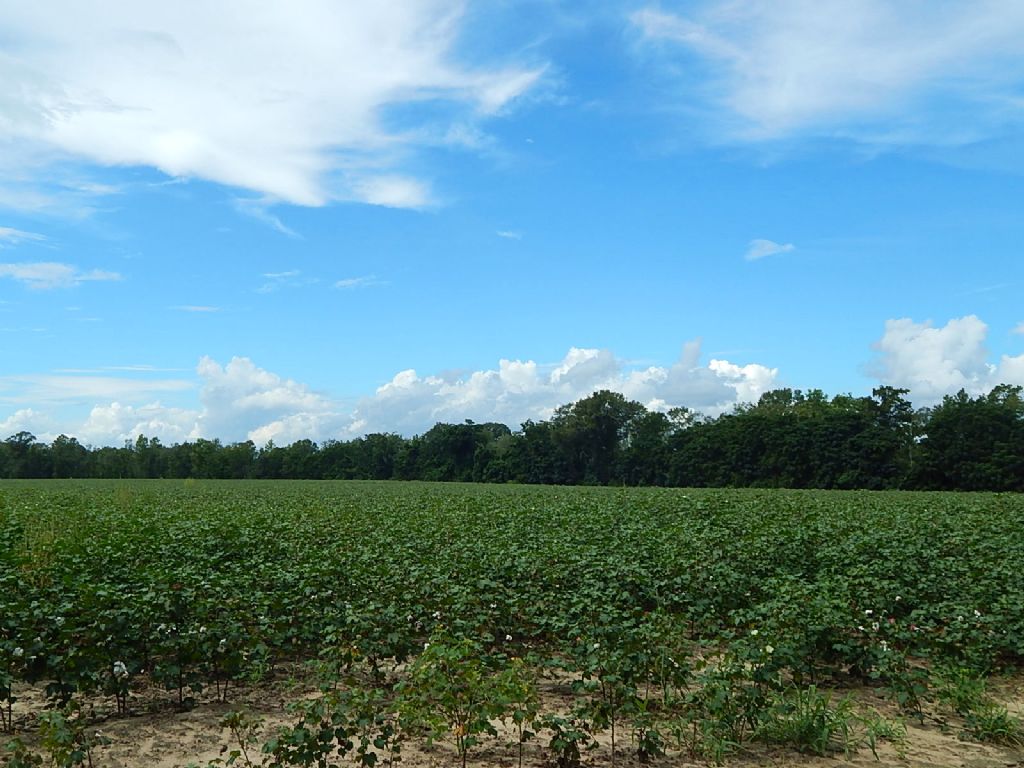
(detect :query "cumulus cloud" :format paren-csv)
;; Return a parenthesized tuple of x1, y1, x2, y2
(195, 356, 347, 444)
(2, 343, 780, 445)
(745, 239, 794, 260)
(79, 402, 200, 446)
(632, 2, 1024, 143)
(56, 358, 345, 446)
(349, 341, 778, 436)
(0, 3, 543, 209)
(0, 408, 54, 441)
(870, 315, 1024, 404)
(0, 262, 121, 289)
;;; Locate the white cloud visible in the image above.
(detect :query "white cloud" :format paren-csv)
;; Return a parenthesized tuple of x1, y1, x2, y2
(0, 408, 54, 440)
(0, 227, 46, 246)
(496, 230, 523, 240)
(0, 262, 122, 289)
(745, 239, 794, 260)
(1014, 322, 1024, 335)
(232, 198, 300, 237)
(0, 373, 192, 405)
(172, 305, 219, 313)
(632, 2, 1024, 143)
(347, 176, 433, 210)
(79, 402, 200, 446)
(257, 270, 318, 294)
(194, 356, 347, 444)
(335, 275, 379, 289)
(0, 3, 543, 209)
(870, 315, 1024, 404)
(349, 341, 777, 436)
(3, 343, 780, 445)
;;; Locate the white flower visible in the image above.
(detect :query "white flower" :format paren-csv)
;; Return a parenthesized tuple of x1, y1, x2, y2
(489, 603, 497, 609)
(895, 595, 902, 601)
(764, 645, 774, 654)
(432, 611, 442, 620)
(880, 641, 889, 652)
(592, 642, 600, 650)
(199, 626, 207, 634)
(218, 639, 227, 652)
(424, 642, 430, 650)
(113, 661, 129, 679)
(12, 647, 24, 658)
(864, 609, 873, 616)
(750, 629, 759, 636)
(872, 622, 880, 632)
(973, 610, 981, 618)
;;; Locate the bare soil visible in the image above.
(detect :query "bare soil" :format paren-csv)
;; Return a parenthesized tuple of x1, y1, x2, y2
(3, 668, 1023, 768)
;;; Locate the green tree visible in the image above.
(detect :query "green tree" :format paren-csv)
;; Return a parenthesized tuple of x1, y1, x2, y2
(50, 435, 89, 478)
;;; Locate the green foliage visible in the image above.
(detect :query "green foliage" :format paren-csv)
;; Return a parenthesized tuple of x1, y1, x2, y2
(398, 633, 530, 768)
(859, 711, 907, 760)
(1, 737, 44, 768)
(37, 702, 109, 768)
(5, 381, 1023, 490)
(264, 686, 403, 768)
(217, 709, 264, 767)
(754, 685, 858, 756)
(935, 668, 1024, 746)
(537, 714, 594, 768)
(2, 481, 1024, 763)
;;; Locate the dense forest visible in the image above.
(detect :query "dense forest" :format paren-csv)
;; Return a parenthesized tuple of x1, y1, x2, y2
(2, 384, 1022, 491)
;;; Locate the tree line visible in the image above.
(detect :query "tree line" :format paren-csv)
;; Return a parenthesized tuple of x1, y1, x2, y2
(2, 384, 1022, 491)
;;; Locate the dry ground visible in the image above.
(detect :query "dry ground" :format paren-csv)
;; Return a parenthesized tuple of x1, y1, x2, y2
(3, 667, 1023, 768)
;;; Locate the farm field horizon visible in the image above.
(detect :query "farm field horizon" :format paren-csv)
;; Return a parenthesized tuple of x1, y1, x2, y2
(2, 480, 1023, 767)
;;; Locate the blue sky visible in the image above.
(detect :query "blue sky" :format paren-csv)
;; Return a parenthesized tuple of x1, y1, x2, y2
(1, 0, 1023, 445)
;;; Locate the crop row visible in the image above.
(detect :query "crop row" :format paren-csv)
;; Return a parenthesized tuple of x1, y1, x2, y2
(2, 481, 1023, 762)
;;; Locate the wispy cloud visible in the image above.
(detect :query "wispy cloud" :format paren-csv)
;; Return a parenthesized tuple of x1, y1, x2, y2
(1014, 322, 1024, 335)
(54, 365, 189, 373)
(0, 373, 192, 405)
(0, 262, 122, 289)
(61, 181, 122, 196)
(232, 198, 300, 237)
(257, 270, 318, 294)
(334, 275, 381, 290)
(632, 2, 1024, 145)
(0, 227, 46, 247)
(496, 230, 523, 240)
(745, 239, 794, 261)
(172, 305, 220, 313)
(0, 5, 543, 210)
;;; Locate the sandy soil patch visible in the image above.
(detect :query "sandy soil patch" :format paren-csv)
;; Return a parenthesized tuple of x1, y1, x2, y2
(3, 667, 1023, 768)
